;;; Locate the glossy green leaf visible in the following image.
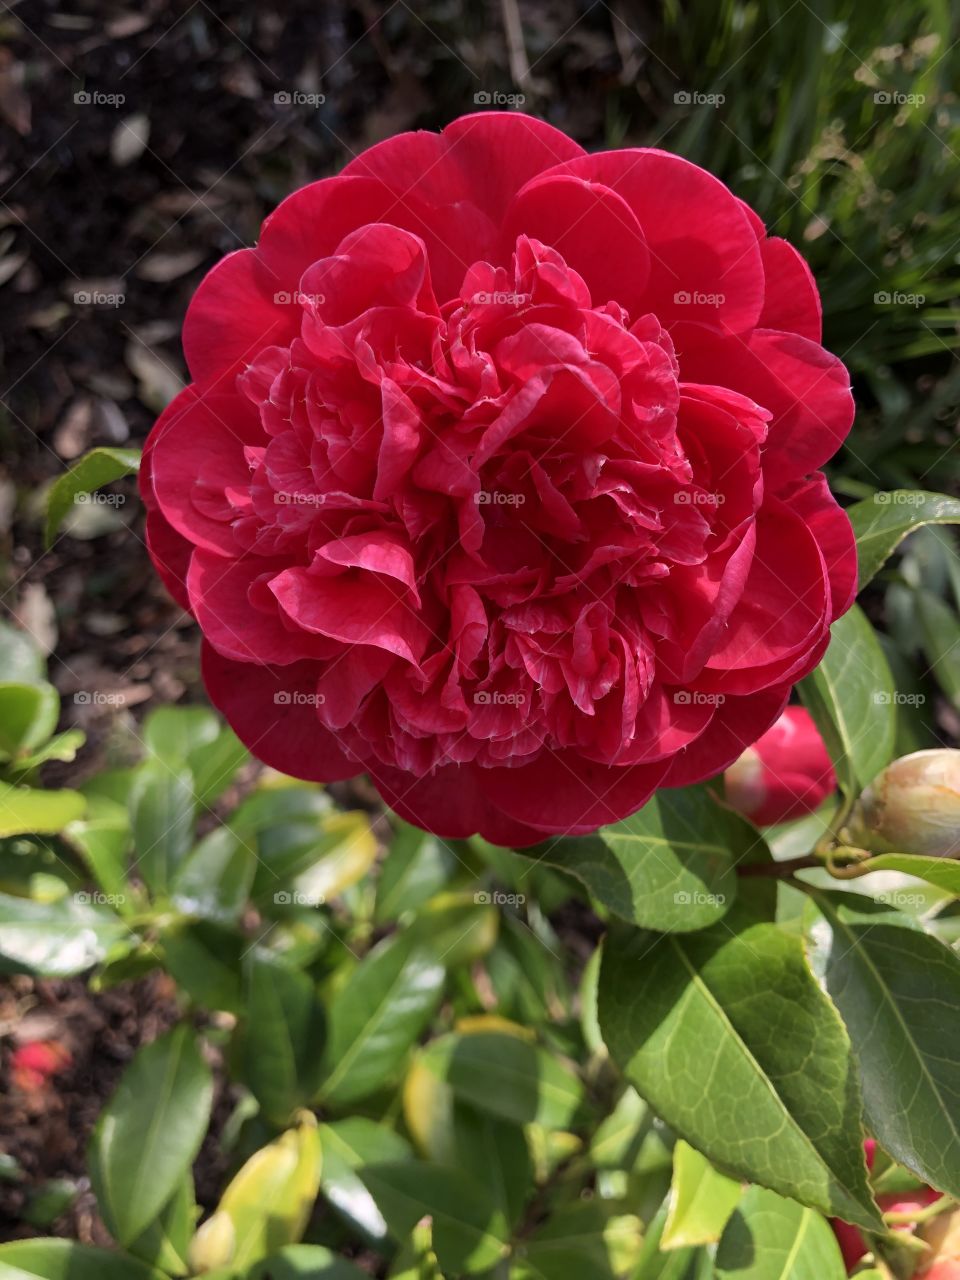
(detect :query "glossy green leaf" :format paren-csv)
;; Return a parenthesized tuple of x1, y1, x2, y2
(128, 761, 196, 895)
(403, 1043, 532, 1226)
(662, 1140, 742, 1249)
(375, 821, 454, 922)
(599, 907, 880, 1229)
(846, 853, 960, 895)
(515, 1203, 643, 1280)
(799, 604, 896, 794)
(318, 1119, 413, 1242)
(246, 1246, 369, 1279)
(0, 1239, 165, 1279)
(847, 491, 960, 591)
(414, 1030, 583, 1131)
(63, 795, 131, 902)
(127, 1174, 195, 1275)
(143, 705, 220, 765)
(715, 1186, 847, 1279)
(45, 445, 141, 546)
(0, 782, 86, 837)
(240, 949, 326, 1125)
(806, 891, 960, 1198)
(0, 681, 59, 759)
(171, 826, 255, 922)
(519, 785, 744, 930)
(359, 1161, 509, 1274)
(0, 890, 129, 976)
(161, 922, 244, 1014)
(89, 1024, 214, 1244)
(317, 936, 445, 1107)
(203, 1115, 321, 1269)
(917, 589, 960, 706)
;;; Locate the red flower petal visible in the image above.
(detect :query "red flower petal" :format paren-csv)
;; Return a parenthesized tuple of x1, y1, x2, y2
(202, 644, 358, 782)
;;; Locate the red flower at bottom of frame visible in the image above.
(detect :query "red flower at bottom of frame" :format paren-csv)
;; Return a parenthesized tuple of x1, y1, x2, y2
(141, 113, 857, 845)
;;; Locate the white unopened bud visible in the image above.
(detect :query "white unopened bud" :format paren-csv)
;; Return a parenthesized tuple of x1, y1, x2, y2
(848, 749, 960, 857)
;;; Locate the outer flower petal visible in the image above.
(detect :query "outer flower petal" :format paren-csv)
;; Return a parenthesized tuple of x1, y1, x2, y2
(673, 322, 854, 485)
(202, 644, 358, 782)
(543, 148, 765, 334)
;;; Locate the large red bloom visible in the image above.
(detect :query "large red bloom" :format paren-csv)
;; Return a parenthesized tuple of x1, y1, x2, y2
(141, 113, 856, 846)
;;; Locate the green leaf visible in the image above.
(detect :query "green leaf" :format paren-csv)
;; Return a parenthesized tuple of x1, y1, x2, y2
(143, 705, 220, 765)
(245, 1246, 369, 1279)
(519, 785, 744, 930)
(206, 1115, 320, 1270)
(127, 1174, 195, 1275)
(161, 922, 244, 1014)
(0, 782, 86, 837)
(0, 890, 129, 976)
(662, 1140, 742, 1250)
(917, 589, 960, 707)
(414, 1031, 583, 1130)
(45, 446, 141, 546)
(0, 681, 59, 760)
(89, 1024, 213, 1244)
(715, 1186, 847, 1279)
(64, 795, 132, 903)
(806, 891, 960, 1198)
(845, 852, 960, 896)
(240, 949, 326, 1126)
(171, 826, 255, 922)
(0, 1239, 165, 1279)
(359, 1161, 509, 1275)
(318, 1119, 413, 1242)
(0, 621, 44, 685)
(799, 604, 896, 794)
(375, 821, 455, 922)
(128, 761, 196, 896)
(513, 1204, 643, 1280)
(847, 491, 960, 591)
(599, 907, 880, 1230)
(188, 728, 248, 809)
(403, 1042, 532, 1226)
(317, 936, 445, 1107)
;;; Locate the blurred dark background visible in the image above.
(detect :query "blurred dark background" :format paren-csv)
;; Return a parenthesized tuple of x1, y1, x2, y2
(0, 0, 958, 709)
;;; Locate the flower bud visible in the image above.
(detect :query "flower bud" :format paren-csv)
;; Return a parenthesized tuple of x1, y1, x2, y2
(848, 750, 960, 857)
(724, 707, 835, 826)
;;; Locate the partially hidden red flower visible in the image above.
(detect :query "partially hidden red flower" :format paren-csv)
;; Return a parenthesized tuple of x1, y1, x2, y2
(141, 112, 857, 846)
(724, 705, 836, 825)
(10, 1040, 72, 1092)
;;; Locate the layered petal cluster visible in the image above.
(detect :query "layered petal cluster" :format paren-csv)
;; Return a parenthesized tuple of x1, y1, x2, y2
(142, 113, 857, 846)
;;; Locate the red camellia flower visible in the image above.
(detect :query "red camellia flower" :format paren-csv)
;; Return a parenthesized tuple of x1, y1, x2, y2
(141, 113, 856, 846)
(724, 705, 836, 825)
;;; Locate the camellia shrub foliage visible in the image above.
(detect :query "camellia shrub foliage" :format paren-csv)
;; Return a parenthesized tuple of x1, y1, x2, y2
(4, 113, 960, 1280)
